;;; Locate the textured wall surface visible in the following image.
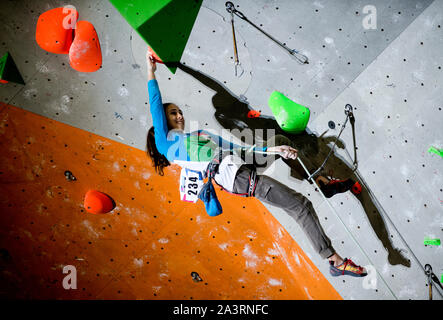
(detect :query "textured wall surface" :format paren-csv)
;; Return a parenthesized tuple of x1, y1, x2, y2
(0, 0, 442, 300)
(0, 102, 340, 299)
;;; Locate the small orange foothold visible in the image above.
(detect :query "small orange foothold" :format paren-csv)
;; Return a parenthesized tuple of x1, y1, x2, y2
(69, 21, 102, 72)
(35, 7, 79, 54)
(0, 79, 9, 84)
(247, 110, 261, 118)
(84, 190, 114, 214)
(148, 47, 164, 64)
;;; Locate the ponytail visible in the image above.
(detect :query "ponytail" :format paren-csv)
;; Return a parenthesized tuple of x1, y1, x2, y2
(146, 126, 170, 176)
(146, 103, 173, 175)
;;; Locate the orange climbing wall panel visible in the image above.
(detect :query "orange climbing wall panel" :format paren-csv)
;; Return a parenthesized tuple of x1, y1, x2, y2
(0, 102, 341, 300)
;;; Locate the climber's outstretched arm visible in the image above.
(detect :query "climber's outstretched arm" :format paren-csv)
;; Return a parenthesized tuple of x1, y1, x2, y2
(147, 50, 156, 81)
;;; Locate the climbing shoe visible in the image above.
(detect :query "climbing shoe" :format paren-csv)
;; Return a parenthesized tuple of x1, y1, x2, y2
(319, 178, 355, 198)
(329, 258, 367, 277)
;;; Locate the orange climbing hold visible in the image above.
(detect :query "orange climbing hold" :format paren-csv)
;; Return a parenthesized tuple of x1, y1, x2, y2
(35, 7, 79, 54)
(69, 21, 102, 72)
(0, 80, 8, 84)
(148, 46, 163, 64)
(83, 190, 114, 214)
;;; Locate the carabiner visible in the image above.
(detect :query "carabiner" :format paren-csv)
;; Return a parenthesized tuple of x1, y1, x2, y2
(225, 1, 235, 14)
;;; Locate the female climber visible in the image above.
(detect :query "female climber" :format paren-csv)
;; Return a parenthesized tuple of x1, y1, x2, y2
(145, 50, 367, 278)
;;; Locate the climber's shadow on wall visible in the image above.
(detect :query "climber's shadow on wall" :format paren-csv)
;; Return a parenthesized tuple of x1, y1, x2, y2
(170, 62, 410, 268)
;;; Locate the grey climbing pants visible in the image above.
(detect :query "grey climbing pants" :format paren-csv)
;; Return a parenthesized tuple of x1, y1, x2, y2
(232, 165, 335, 259)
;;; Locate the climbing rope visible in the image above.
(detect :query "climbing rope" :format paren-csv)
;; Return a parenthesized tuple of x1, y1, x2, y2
(297, 103, 442, 299)
(342, 148, 443, 299)
(246, 105, 394, 298)
(249, 144, 397, 297)
(296, 156, 398, 299)
(305, 104, 443, 299)
(424, 264, 443, 300)
(232, 143, 443, 298)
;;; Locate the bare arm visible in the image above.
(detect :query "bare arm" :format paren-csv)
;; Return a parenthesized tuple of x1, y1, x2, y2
(147, 49, 157, 81)
(267, 145, 298, 160)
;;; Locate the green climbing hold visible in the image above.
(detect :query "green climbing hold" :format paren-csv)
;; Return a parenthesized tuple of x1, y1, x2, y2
(428, 146, 443, 158)
(108, 0, 202, 74)
(0, 52, 25, 85)
(424, 237, 441, 246)
(268, 91, 310, 134)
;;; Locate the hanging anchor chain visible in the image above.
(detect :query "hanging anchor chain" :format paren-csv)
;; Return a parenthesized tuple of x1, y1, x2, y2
(225, 2, 308, 65)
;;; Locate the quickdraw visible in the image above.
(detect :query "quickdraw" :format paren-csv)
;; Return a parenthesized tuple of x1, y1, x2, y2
(425, 264, 443, 300)
(225, 1, 243, 77)
(225, 1, 309, 65)
(308, 104, 358, 181)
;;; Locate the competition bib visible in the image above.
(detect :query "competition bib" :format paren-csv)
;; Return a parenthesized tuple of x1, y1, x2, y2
(180, 168, 205, 203)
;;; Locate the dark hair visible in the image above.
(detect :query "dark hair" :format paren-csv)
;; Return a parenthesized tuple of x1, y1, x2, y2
(146, 103, 172, 176)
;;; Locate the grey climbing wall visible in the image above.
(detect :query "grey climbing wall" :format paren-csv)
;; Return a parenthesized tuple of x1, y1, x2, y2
(303, 0, 443, 299)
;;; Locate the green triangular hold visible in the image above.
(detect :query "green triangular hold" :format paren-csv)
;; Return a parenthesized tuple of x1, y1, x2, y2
(268, 91, 310, 134)
(0, 52, 25, 85)
(108, 0, 203, 74)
